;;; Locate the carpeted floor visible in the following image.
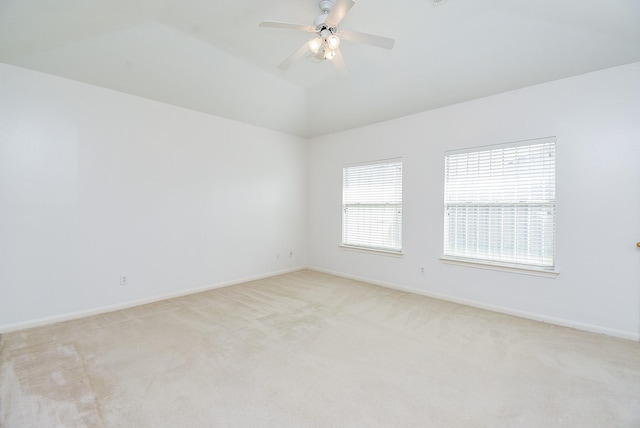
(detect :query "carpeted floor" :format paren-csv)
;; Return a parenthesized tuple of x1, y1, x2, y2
(1, 269, 639, 427)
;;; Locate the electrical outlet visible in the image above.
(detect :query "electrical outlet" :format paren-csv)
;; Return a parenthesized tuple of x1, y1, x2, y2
(276, 253, 280, 260)
(289, 251, 293, 258)
(120, 274, 128, 286)
(420, 267, 425, 275)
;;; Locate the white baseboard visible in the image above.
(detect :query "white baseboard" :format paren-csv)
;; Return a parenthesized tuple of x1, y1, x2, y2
(307, 266, 640, 342)
(0, 267, 304, 334)
(4, 265, 637, 342)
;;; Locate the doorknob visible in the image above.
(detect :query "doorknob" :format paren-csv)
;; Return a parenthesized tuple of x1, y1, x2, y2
(637, 242, 640, 248)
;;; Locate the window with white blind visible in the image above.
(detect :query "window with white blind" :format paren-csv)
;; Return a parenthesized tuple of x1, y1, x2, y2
(443, 138, 556, 271)
(342, 159, 403, 253)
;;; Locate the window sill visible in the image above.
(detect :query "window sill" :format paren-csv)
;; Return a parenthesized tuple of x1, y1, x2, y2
(340, 245, 404, 257)
(439, 256, 559, 278)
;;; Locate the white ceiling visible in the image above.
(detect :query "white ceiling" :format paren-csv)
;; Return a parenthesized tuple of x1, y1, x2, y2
(1, 0, 639, 137)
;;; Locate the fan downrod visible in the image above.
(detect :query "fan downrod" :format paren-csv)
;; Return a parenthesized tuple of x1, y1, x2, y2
(318, 0, 333, 14)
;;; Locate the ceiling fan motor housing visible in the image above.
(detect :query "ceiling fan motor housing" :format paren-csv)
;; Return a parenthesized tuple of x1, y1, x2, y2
(313, 13, 329, 28)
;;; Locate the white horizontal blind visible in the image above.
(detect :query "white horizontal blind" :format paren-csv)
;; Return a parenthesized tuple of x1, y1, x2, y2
(343, 159, 403, 252)
(444, 138, 556, 268)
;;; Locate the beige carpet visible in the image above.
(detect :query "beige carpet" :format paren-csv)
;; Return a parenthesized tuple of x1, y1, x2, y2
(1, 269, 639, 427)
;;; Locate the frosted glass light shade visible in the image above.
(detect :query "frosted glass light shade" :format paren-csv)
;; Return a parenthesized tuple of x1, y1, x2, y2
(326, 34, 340, 50)
(324, 49, 336, 60)
(308, 37, 323, 54)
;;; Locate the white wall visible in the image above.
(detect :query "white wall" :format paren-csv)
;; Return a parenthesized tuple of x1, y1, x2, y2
(0, 63, 308, 330)
(2, 61, 639, 340)
(308, 63, 640, 340)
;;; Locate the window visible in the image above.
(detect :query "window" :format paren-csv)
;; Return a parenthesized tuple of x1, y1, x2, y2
(443, 138, 556, 271)
(342, 159, 403, 253)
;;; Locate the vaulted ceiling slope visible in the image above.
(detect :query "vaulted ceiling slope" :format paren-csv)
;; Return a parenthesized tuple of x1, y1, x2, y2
(1, 0, 639, 138)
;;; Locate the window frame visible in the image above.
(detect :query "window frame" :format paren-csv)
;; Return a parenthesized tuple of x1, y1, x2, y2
(341, 158, 403, 255)
(441, 137, 558, 277)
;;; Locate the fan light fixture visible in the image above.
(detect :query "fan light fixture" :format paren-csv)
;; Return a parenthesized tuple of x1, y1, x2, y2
(326, 34, 340, 49)
(324, 49, 336, 60)
(308, 37, 323, 53)
(259, 0, 395, 70)
(308, 32, 339, 60)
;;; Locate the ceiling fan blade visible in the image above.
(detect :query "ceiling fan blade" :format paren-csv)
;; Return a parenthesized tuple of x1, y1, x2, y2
(326, 0, 355, 27)
(340, 30, 395, 50)
(259, 21, 315, 32)
(278, 42, 312, 70)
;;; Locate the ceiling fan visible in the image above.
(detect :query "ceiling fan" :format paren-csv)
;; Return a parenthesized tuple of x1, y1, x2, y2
(259, 0, 395, 71)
